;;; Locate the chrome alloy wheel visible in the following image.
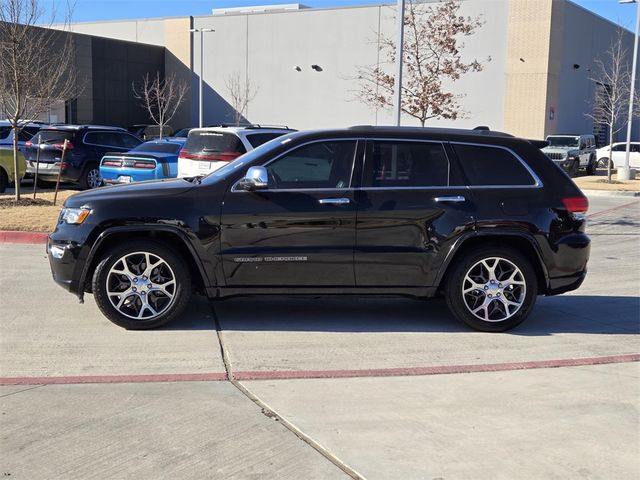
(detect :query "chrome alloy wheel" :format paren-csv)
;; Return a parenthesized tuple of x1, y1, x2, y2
(106, 251, 177, 320)
(87, 168, 102, 189)
(461, 257, 526, 323)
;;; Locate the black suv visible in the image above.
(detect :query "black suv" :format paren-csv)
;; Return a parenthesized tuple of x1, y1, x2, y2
(47, 127, 590, 332)
(24, 125, 142, 189)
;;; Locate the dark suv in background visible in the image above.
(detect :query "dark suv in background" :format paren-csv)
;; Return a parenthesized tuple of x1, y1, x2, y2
(47, 126, 590, 332)
(24, 125, 142, 189)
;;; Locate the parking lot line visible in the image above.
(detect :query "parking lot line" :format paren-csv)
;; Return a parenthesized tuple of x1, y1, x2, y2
(2, 353, 637, 385)
(587, 199, 640, 219)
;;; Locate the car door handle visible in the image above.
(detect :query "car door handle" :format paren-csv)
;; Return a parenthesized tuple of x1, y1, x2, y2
(318, 198, 351, 205)
(434, 196, 466, 203)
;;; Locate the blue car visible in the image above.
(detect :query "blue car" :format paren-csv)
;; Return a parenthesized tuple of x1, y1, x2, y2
(100, 138, 186, 185)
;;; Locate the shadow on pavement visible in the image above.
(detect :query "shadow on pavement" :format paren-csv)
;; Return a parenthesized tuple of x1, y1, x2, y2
(168, 294, 639, 335)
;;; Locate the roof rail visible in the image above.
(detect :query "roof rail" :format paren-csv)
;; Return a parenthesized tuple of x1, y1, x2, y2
(473, 126, 490, 131)
(205, 123, 293, 130)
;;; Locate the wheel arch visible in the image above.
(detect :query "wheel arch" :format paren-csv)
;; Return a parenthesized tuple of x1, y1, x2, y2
(80, 226, 210, 297)
(436, 232, 549, 294)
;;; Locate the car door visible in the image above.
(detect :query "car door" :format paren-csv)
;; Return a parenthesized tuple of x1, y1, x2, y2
(611, 143, 627, 167)
(219, 139, 362, 286)
(354, 138, 475, 287)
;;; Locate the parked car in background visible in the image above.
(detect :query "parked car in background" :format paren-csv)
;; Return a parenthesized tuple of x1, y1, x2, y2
(172, 128, 192, 138)
(541, 134, 597, 176)
(24, 125, 142, 189)
(0, 120, 46, 151)
(178, 125, 295, 178)
(127, 124, 174, 140)
(0, 145, 27, 193)
(48, 126, 590, 333)
(100, 138, 186, 185)
(595, 142, 640, 169)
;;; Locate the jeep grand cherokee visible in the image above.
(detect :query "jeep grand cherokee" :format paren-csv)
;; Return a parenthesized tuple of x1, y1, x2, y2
(47, 126, 590, 332)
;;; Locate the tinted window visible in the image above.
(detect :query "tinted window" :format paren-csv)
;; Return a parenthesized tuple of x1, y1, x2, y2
(117, 133, 142, 149)
(246, 132, 287, 148)
(267, 141, 356, 189)
(38, 130, 74, 144)
(546, 136, 579, 148)
(612, 144, 627, 152)
(84, 131, 111, 146)
(0, 126, 12, 140)
(132, 142, 182, 154)
(365, 141, 449, 187)
(184, 131, 247, 156)
(453, 144, 535, 186)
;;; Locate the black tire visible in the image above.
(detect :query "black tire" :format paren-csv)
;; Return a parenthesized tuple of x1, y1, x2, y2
(567, 158, 579, 177)
(586, 155, 596, 175)
(0, 168, 7, 193)
(92, 240, 192, 329)
(445, 246, 538, 332)
(78, 163, 102, 190)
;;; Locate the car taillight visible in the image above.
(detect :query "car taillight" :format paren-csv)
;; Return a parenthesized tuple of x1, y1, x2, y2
(102, 159, 123, 167)
(179, 149, 190, 159)
(132, 160, 156, 169)
(25, 141, 33, 148)
(562, 196, 589, 214)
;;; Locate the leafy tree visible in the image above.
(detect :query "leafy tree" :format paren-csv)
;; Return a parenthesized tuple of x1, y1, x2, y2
(357, 0, 488, 126)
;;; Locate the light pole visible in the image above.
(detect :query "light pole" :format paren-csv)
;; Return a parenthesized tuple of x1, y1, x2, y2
(392, 0, 405, 126)
(189, 27, 215, 128)
(619, 0, 639, 180)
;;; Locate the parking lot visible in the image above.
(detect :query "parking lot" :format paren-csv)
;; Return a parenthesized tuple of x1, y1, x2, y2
(1, 194, 639, 479)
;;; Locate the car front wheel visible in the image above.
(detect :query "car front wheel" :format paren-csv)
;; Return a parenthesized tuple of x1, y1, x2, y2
(445, 246, 538, 332)
(92, 241, 192, 329)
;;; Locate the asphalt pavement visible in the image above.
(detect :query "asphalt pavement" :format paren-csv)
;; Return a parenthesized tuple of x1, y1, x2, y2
(1, 194, 638, 479)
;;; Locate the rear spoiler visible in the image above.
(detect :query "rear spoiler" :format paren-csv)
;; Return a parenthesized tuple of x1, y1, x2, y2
(528, 139, 549, 149)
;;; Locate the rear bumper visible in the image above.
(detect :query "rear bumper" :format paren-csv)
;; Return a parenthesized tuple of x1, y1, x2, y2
(547, 271, 587, 295)
(545, 232, 590, 295)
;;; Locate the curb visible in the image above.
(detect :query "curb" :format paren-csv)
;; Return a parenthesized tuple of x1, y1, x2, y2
(0, 230, 48, 244)
(581, 189, 640, 197)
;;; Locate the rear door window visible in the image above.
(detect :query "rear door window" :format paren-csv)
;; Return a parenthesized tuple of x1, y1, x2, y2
(453, 144, 536, 186)
(246, 132, 287, 148)
(38, 130, 74, 145)
(0, 126, 11, 140)
(184, 131, 247, 156)
(363, 141, 451, 187)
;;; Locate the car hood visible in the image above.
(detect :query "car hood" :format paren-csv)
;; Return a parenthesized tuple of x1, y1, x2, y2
(541, 147, 578, 155)
(64, 178, 195, 208)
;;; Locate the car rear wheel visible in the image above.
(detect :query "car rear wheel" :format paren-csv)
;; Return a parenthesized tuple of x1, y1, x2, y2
(92, 241, 192, 329)
(597, 157, 613, 169)
(445, 246, 538, 332)
(586, 155, 596, 175)
(79, 164, 102, 189)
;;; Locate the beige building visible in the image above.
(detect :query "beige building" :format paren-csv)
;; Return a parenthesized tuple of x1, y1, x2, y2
(64, 0, 638, 142)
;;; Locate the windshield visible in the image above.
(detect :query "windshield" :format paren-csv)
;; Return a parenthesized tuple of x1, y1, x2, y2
(546, 136, 579, 148)
(132, 142, 182, 154)
(202, 134, 298, 183)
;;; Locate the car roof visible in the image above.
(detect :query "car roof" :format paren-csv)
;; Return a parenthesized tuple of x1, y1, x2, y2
(141, 137, 186, 145)
(45, 124, 128, 132)
(193, 124, 294, 134)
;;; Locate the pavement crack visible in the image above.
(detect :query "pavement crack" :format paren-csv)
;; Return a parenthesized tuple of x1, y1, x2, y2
(0, 384, 46, 398)
(207, 299, 367, 480)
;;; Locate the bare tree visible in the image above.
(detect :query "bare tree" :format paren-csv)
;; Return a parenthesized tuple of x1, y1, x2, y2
(132, 72, 188, 139)
(356, 0, 488, 127)
(586, 31, 630, 182)
(225, 72, 258, 126)
(0, 0, 78, 201)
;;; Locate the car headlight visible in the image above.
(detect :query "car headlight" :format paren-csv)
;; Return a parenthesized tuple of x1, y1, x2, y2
(60, 206, 92, 224)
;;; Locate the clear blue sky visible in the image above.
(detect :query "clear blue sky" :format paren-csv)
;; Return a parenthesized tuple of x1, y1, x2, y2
(52, 0, 636, 31)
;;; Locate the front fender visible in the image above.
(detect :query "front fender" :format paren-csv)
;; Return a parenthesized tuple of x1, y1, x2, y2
(78, 224, 214, 300)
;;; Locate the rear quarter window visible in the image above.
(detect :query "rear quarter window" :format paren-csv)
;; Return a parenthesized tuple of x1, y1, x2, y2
(453, 144, 536, 186)
(246, 132, 286, 148)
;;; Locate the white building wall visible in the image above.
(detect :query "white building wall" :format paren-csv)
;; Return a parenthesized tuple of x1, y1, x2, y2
(193, 0, 510, 130)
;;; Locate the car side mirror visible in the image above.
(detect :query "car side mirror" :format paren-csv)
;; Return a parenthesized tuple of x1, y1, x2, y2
(238, 166, 268, 191)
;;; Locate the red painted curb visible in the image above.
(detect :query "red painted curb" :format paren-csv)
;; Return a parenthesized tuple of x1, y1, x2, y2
(1, 354, 637, 386)
(0, 230, 48, 244)
(0, 372, 228, 386)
